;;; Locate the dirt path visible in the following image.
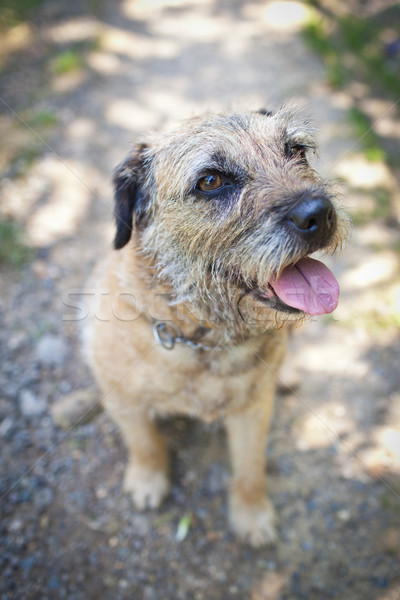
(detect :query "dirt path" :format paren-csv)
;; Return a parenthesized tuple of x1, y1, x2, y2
(1, 1, 400, 599)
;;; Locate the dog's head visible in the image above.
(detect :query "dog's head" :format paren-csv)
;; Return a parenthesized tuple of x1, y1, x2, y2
(112, 108, 350, 336)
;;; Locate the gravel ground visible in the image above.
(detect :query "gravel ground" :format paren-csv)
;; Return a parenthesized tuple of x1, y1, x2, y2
(1, 1, 400, 599)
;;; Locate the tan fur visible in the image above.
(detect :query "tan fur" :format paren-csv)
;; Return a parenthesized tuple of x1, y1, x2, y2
(86, 108, 350, 546)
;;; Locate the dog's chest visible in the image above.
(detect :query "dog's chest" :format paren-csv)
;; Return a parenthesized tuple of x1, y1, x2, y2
(142, 338, 282, 421)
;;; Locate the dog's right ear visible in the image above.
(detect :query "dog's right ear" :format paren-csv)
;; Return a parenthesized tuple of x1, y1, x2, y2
(113, 144, 150, 250)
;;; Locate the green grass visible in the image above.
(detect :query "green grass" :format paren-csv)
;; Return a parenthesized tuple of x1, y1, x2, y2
(303, 8, 400, 98)
(347, 107, 387, 163)
(302, 16, 347, 88)
(340, 15, 372, 54)
(302, 16, 331, 56)
(350, 187, 393, 226)
(0, 0, 43, 28)
(27, 110, 58, 128)
(5, 111, 58, 178)
(176, 513, 191, 542)
(6, 143, 42, 179)
(51, 50, 85, 75)
(338, 309, 400, 334)
(340, 14, 400, 98)
(0, 220, 33, 266)
(302, 4, 399, 231)
(382, 489, 400, 514)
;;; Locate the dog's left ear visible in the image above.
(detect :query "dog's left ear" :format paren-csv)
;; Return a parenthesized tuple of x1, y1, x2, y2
(113, 144, 151, 250)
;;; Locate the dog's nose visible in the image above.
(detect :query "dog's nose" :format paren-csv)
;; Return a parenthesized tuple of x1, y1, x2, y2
(288, 196, 335, 242)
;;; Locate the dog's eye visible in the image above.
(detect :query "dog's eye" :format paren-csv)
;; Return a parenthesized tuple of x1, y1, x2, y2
(196, 173, 224, 192)
(286, 143, 307, 161)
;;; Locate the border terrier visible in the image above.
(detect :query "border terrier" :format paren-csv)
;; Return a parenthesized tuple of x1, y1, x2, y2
(86, 107, 349, 546)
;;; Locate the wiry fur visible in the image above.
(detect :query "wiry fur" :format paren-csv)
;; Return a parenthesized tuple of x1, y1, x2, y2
(87, 107, 350, 546)
(112, 107, 349, 342)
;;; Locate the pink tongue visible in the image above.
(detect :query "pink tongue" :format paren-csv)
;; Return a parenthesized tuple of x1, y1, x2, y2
(270, 257, 340, 315)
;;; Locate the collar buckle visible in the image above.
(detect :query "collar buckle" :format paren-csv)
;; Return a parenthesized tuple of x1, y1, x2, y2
(153, 322, 176, 350)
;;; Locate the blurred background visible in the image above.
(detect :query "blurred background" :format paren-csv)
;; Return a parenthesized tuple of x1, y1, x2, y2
(0, 1, 400, 598)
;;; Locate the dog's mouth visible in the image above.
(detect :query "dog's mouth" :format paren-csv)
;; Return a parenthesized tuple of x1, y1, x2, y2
(251, 257, 340, 316)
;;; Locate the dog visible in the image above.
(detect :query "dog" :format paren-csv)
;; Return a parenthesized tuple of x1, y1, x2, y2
(86, 107, 350, 546)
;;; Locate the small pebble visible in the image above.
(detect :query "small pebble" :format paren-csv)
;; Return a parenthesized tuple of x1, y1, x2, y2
(337, 509, 351, 522)
(0, 417, 14, 437)
(50, 388, 101, 429)
(36, 335, 68, 367)
(34, 487, 54, 513)
(19, 389, 47, 417)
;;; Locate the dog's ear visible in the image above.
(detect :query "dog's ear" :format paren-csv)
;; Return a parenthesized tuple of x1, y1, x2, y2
(113, 144, 151, 249)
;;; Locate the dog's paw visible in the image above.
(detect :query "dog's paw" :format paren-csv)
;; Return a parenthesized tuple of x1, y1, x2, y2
(123, 464, 170, 510)
(229, 496, 278, 547)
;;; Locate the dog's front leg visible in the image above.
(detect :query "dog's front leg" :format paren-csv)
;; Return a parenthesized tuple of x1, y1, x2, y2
(105, 398, 170, 510)
(224, 394, 277, 547)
